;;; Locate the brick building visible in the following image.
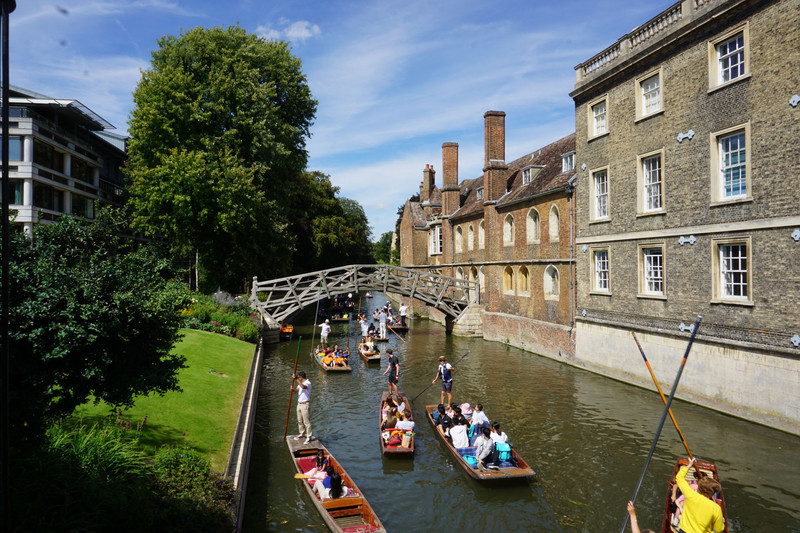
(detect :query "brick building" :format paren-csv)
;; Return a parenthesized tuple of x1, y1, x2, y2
(571, 0, 800, 433)
(4, 85, 126, 234)
(398, 111, 577, 359)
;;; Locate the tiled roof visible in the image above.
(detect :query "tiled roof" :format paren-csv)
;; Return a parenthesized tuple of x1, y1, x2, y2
(450, 133, 576, 220)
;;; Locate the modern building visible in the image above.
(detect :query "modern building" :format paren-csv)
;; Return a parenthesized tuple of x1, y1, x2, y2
(398, 111, 577, 359)
(571, 0, 800, 433)
(4, 85, 126, 234)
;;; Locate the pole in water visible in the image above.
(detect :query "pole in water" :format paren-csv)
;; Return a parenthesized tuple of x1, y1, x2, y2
(411, 350, 470, 403)
(283, 336, 303, 440)
(620, 316, 702, 533)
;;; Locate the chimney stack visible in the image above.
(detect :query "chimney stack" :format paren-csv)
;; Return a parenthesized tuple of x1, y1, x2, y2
(442, 142, 459, 215)
(421, 164, 435, 203)
(483, 110, 508, 201)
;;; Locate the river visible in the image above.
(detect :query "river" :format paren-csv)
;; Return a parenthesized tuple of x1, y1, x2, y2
(241, 294, 800, 532)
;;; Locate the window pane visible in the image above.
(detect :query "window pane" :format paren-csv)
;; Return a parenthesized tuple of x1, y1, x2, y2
(593, 101, 607, 135)
(720, 131, 746, 198)
(641, 74, 660, 114)
(643, 155, 662, 211)
(594, 170, 608, 218)
(717, 33, 744, 83)
(720, 243, 747, 298)
(643, 248, 663, 294)
(594, 250, 609, 290)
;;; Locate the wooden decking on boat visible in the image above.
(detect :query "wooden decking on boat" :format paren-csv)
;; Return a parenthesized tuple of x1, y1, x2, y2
(286, 437, 385, 533)
(380, 391, 414, 455)
(424, 405, 535, 481)
(661, 457, 729, 533)
(313, 352, 352, 372)
(358, 343, 381, 363)
(279, 325, 294, 341)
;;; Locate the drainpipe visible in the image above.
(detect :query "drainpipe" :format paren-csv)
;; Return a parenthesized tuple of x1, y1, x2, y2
(567, 176, 576, 333)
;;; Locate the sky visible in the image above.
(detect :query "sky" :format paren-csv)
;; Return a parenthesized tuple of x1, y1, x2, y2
(9, 0, 675, 240)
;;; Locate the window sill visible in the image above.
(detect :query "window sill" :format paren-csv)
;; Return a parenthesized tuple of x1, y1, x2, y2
(589, 290, 612, 297)
(635, 109, 664, 123)
(637, 294, 666, 301)
(544, 295, 560, 301)
(527, 240, 541, 245)
(588, 131, 609, 142)
(709, 197, 752, 208)
(710, 298, 754, 307)
(708, 73, 751, 95)
(636, 210, 665, 218)
(589, 218, 611, 225)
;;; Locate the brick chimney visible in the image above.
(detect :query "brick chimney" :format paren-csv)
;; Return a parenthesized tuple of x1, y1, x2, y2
(421, 164, 435, 203)
(442, 142, 459, 215)
(483, 110, 508, 201)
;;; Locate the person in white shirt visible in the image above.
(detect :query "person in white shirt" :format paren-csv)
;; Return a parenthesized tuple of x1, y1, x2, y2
(318, 319, 331, 347)
(292, 371, 314, 443)
(378, 309, 387, 339)
(473, 427, 494, 471)
(399, 303, 409, 326)
(359, 315, 369, 342)
(395, 409, 415, 431)
(450, 423, 469, 448)
(489, 422, 508, 444)
(471, 404, 490, 428)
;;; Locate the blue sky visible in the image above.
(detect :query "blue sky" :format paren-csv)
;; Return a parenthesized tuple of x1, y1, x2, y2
(10, 0, 674, 240)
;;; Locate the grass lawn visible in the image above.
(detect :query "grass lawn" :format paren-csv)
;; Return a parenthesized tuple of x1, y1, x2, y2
(73, 328, 256, 472)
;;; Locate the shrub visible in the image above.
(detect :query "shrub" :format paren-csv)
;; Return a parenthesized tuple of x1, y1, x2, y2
(180, 292, 261, 343)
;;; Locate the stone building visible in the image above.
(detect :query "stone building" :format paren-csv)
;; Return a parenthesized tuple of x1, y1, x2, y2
(398, 111, 577, 359)
(571, 0, 800, 433)
(4, 85, 126, 234)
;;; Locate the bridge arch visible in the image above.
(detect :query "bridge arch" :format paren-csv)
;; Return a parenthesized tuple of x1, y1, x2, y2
(249, 264, 479, 327)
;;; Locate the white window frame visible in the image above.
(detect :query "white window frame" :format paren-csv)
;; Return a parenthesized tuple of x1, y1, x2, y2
(710, 123, 751, 204)
(455, 225, 463, 254)
(587, 95, 608, 139)
(522, 167, 533, 185)
(476, 187, 484, 201)
(712, 237, 752, 305)
(503, 214, 515, 246)
(637, 150, 664, 215)
(708, 24, 749, 91)
(638, 243, 665, 298)
(526, 208, 540, 244)
(562, 151, 575, 173)
(591, 167, 609, 222)
(591, 248, 610, 293)
(429, 225, 442, 255)
(636, 68, 663, 120)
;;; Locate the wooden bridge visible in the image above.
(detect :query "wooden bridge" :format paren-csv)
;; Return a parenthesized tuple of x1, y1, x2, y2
(249, 264, 479, 326)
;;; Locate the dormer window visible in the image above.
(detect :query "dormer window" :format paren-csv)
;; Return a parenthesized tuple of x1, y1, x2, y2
(562, 152, 575, 172)
(476, 187, 484, 201)
(522, 167, 533, 185)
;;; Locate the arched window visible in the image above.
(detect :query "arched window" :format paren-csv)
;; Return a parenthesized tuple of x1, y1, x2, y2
(503, 266, 515, 293)
(456, 266, 464, 279)
(544, 265, 559, 299)
(479, 220, 485, 249)
(503, 214, 515, 245)
(527, 209, 540, 243)
(455, 226, 463, 253)
(470, 266, 478, 281)
(519, 266, 529, 293)
(467, 225, 474, 251)
(549, 205, 560, 242)
(478, 267, 485, 296)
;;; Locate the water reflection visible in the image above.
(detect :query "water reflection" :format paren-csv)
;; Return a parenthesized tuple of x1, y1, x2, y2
(243, 295, 800, 532)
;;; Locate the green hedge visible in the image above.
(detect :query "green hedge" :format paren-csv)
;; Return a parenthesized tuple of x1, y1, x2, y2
(180, 293, 260, 343)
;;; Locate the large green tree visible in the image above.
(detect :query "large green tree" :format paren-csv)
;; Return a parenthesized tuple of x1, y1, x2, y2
(372, 231, 393, 263)
(126, 25, 317, 291)
(8, 210, 189, 439)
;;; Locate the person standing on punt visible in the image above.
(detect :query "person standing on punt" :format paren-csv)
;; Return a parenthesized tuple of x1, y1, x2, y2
(383, 348, 400, 397)
(431, 355, 455, 406)
(399, 303, 409, 327)
(378, 307, 388, 339)
(674, 457, 724, 533)
(292, 371, 314, 444)
(318, 319, 331, 348)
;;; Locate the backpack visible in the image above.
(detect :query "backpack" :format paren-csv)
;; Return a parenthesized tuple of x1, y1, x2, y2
(495, 442, 511, 462)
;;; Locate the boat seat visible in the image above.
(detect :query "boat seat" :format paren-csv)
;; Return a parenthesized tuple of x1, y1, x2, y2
(323, 497, 363, 511)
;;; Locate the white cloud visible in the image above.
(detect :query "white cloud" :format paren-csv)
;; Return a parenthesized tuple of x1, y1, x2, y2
(256, 19, 321, 43)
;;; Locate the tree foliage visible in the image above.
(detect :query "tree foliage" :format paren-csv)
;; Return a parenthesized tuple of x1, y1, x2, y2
(126, 25, 317, 291)
(7, 209, 190, 439)
(372, 231, 393, 264)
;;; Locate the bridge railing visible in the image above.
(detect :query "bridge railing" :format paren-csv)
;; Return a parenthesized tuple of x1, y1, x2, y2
(250, 264, 478, 324)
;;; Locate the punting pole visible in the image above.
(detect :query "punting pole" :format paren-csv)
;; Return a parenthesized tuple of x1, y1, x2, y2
(387, 323, 406, 343)
(620, 315, 702, 533)
(411, 350, 471, 403)
(283, 336, 303, 440)
(310, 282, 321, 354)
(632, 331, 693, 460)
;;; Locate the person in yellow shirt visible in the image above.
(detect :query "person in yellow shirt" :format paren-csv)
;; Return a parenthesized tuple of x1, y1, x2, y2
(675, 457, 724, 533)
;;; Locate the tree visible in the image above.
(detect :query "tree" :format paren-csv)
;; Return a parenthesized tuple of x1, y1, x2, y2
(8, 209, 190, 439)
(372, 231, 393, 264)
(126, 25, 317, 291)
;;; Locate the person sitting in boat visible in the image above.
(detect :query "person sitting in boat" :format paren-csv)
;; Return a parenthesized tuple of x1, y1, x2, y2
(381, 395, 397, 418)
(450, 421, 470, 448)
(313, 468, 349, 500)
(674, 457, 724, 533)
(395, 409, 415, 431)
(451, 406, 470, 427)
(460, 403, 473, 421)
(445, 403, 456, 419)
(321, 352, 335, 366)
(367, 322, 377, 337)
(333, 352, 347, 367)
(474, 427, 495, 471)
(671, 473, 699, 525)
(490, 422, 508, 444)
(381, 407, 398, 430)
(469, 403, 491, 445)
(434, 404, 453, 443)
(303, 450, 330, 480)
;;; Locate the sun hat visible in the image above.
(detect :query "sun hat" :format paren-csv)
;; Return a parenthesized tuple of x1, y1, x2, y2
(460, 403, 472, 416)
(325, 319, 330, 323)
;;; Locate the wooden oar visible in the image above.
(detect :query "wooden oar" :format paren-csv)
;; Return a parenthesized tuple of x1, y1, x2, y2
(282, 337, 303, 440)
(294, 473, 312, 479)
(411, 350, 471, 402)
(387, 323, 406, 343)
(632, 331, 693, 460)
(621, 316, 702, 533)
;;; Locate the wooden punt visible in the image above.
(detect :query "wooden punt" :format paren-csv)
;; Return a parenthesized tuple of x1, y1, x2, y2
(424, 405, 535, 481)
(279, 324, 294, 341)
(358, 343, 381, 363)
(380, 391, 415, 455)
(387, 323, 408, 332)
(286, 438, 385, 533)
(313, 351, 352, 372)
(661, 457, 729, 533)
(330, 316, 351, 323)
(368, 335, 389, 343)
